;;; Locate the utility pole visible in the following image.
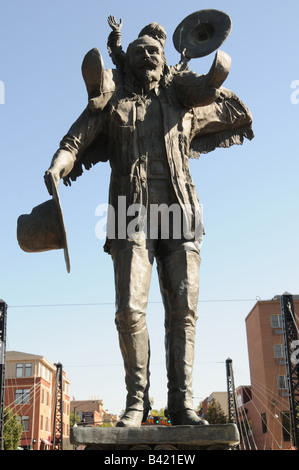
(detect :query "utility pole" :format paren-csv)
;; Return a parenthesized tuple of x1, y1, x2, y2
(226, 358, 241, 449)
(226, 358, 238, 423)
(280, 293, 299, 449)
(0, 301, 7, 451)
(52, 363, 63, 450)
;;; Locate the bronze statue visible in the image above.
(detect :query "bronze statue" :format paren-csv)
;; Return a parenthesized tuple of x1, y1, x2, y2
(40, 10, 253, 427)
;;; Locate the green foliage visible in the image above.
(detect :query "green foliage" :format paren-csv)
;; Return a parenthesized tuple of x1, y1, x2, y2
(150, 408, 167, 419)
(100, 421, 112, 427)
(70, 411, 81, 427)
(3, 408, 23, 450)
(204, 399, 227, 424)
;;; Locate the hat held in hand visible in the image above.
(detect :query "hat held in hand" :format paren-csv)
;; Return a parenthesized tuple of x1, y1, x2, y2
(17, 172, 70, 273)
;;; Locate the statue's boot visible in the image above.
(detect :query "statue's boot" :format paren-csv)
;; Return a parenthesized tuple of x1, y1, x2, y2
(111, 237, 154, 428)
(116, 323, 151, 428)
(165, 317, 208, 426)
(205, 50, 231, 90)
(157, 249, 209, 426)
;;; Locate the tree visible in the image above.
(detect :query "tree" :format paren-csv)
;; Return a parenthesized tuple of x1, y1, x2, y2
(150, 408, 167, 419)
(100, 420, 112, 427)
(70, 411, 81, 427)
(204, 399, 227, 424)
(3, 408, 23, 450)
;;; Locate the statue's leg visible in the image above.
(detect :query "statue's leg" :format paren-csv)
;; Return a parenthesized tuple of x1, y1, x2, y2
(157, 247, 208, 425)
(110, 239, 153, 427)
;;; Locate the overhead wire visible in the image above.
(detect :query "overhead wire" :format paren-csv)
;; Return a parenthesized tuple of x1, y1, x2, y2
(3, 338, 57, 446)
(7, 298, 259, 309)
(234, 366, 292, 447)
(3, 297, 297, 448)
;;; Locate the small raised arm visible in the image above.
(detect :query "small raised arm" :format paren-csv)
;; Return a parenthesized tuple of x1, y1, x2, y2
(108, 15, 123, 32)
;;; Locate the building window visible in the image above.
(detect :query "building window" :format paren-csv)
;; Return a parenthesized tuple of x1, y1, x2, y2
(19, 416, 30, 431)
(24, 363, 32, 377)
(281, 412, 291, 442)
(277, 375, 288, 390)
(15, 389, 30, 405)
(271, 315, 282, 328)
(16, 363, 32, 378)
(274, 344, 285, 358)
(45, 417, 49, 432)
(40, 415, 43, 431)
(41, 389, 44, 404)
(40, 365, 51, 383)
(261, 413, 267, 433)
(16, 363, 23, 377)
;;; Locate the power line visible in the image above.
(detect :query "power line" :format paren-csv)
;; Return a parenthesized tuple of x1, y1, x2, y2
(7, 298, 258, 309)
(64, 360, 225, 369)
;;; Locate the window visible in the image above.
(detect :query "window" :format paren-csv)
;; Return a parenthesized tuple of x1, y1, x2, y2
(40, 415, 43, 431)
(274, 344, 285, 358)
(271, 315, 282, 328)
(277, 375, 288, 390)
(15, 389, 30, 405)
(281, 412, 291, 442)
(45, 417, 49, 432)
(16, 363, 23, 377)
(16, 363, 32, 378)
(261, 413, 267, 433)
(24, 363, 32, 377)
(20, 416, 29, 431)
(40, 365, 51, 383)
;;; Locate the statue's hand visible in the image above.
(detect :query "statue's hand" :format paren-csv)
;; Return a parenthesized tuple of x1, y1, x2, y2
(44, 169, 60, 196)
(108, 16, 123, 32)
(180, 48, 190, 65)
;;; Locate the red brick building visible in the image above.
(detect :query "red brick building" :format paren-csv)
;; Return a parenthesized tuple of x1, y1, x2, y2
(4, 351, 71, 450)
(71, 399, 119, 427)
(238, 297, 299, 450)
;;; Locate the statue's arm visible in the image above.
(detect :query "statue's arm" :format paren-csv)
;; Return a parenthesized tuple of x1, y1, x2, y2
(107, 16, 126, 68)
(174, 51, 231, 108)
(189, 88, 254, 156)
(44, 106, 105, 194)
(192, 88, 253, 136)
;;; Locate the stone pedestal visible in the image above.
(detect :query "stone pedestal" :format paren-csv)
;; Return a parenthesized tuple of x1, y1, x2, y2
(70, 423, 239, 450)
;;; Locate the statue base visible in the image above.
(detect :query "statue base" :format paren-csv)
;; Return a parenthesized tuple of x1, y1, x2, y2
(70, 423, 239, 450)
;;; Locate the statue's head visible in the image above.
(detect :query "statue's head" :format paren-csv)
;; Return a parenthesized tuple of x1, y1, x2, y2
(138, 22, 167, 48)
(126, 35, 165, 90)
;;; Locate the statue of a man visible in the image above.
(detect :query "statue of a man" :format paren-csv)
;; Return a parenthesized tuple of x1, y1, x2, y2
(44, 17, 253, 427)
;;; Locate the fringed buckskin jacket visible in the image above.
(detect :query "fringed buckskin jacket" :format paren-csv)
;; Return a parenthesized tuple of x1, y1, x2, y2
(52, 67, 254, 252)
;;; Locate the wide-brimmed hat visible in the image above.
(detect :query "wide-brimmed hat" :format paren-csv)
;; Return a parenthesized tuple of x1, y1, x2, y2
(17, 173, 70, 273)
(173, 9, 232, 59)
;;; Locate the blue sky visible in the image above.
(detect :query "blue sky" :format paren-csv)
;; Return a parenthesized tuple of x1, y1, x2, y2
(1, 0, 299, 415)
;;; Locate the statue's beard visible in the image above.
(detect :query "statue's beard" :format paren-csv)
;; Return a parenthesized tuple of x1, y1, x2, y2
(134, 64, 163, 85)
